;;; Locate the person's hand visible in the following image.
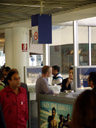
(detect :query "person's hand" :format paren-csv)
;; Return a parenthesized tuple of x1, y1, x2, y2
(66, 78, 73, 87)
(53, 93, 59, 96)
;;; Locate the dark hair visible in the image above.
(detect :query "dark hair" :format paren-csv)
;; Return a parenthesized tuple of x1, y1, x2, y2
(52, 65, 60, 72)
(42, 66, 51, 74)
(67, 114, 70, 118)
(0, 72, 4, 80)
(71, 90, 96, 128)
(69, 67, 73, 71)
(6, 69, 19, 85)
(52, 107, 56, 113)
(3, 66, 11, 72)
(59, 115, 63, 120)
(88, 72, 96, 86)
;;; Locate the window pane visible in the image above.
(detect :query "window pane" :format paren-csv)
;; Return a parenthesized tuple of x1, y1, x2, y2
(50, 44, 73, 74)
(78, 26, 89, 66)
(91, 27, 96, 65)
(50, 23, 73, 75)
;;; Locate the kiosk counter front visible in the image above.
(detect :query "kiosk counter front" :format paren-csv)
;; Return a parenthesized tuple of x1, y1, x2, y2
(27, 66, 94, 128)
(37, 93, 76, 128)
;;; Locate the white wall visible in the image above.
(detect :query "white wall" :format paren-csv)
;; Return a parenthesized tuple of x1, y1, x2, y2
(51, 26, 73, 45)
(29, 44, 43, 54)
(51, 26, 89, 46)
(78, 26, 88, 43)
(91, 27, 96, 43)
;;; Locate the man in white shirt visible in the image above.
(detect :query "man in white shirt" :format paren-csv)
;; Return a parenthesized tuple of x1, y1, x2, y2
(52, 65, 63, 85)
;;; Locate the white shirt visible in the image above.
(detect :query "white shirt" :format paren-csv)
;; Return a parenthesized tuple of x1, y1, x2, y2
(52, 73, 63, 85)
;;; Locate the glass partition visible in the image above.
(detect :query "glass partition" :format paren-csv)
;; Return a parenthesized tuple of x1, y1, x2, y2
(50, 24, 73, 75)
(51, 19, 96, 78)
(50, 44, 73, 74)
(75, 66, 96, 89)
(78, 26, 89, 66)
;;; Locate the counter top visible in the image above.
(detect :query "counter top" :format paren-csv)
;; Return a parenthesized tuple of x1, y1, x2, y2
(37, 92, 78, 104)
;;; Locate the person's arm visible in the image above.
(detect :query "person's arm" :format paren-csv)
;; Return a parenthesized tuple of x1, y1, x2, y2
(42, 79, 54, 94)
(20, 82, 29, 101)
(61, 78, 71, 91)
(65, 78, 72, 90)
(24, 90, 28, 121)
(56, 77, 63, 85)
(61, 79, 66, 92)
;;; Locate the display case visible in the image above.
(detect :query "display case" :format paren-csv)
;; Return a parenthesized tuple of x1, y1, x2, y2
(75, 66, 96, 90)
(24, 66, 42, 86)
(24, 66, 42, 100)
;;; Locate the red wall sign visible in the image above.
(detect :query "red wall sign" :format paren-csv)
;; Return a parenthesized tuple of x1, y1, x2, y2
(34, 32, 38, 40)
(22, 43, 28, 52)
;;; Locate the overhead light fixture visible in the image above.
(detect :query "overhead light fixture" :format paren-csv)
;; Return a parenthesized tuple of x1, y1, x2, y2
(70, 50, 73, 54)
(78, 49, 82, 54)
(0, 2, 62, 9)
(0, 39, 5, 42)
(0, 3, 43, 8)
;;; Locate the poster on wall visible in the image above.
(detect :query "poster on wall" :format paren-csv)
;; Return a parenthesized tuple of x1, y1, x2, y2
(40, 100, 73, 128)
(77, 66, 96, 88)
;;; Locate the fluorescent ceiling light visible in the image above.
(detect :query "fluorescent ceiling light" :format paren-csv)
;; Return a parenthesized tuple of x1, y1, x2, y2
(0, 3, 43, 8)
(0, 3, 62, 9)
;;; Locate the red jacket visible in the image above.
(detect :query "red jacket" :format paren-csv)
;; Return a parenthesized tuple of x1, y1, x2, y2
(0, 86, 28, 128)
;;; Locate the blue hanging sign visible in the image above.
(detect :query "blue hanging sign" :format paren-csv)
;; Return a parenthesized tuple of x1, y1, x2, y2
(31, 14, 52, 44)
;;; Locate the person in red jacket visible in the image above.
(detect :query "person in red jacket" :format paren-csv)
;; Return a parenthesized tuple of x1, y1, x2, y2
(0, 69, 28, 128)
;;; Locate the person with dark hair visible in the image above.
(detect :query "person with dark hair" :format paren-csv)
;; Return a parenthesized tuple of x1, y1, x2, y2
(48, 107, 57, 128)
(2, 66, 11, 85)
(2, 67, 28, 99)
(52, 65, 63, 85)
(0, 73, 5, 90)
(66, 114, 70, 122)
(61, 67, 73, 92)
(58, 115, 65, 128)
(87, 72, 96, 92)
(64, 114, 71, 127)
(0, 69, 28, 128)
(36, 66, 54, 98)
(71, 90, 96, 128)
(0, 104, 6, 128)
(2, 66, 11, 78)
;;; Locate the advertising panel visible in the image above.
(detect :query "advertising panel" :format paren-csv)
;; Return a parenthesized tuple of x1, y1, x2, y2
(40, 100, 73, 128)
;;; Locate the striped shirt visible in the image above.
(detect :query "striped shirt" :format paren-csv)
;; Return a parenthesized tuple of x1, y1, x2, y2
(52, 73, 63, 85)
